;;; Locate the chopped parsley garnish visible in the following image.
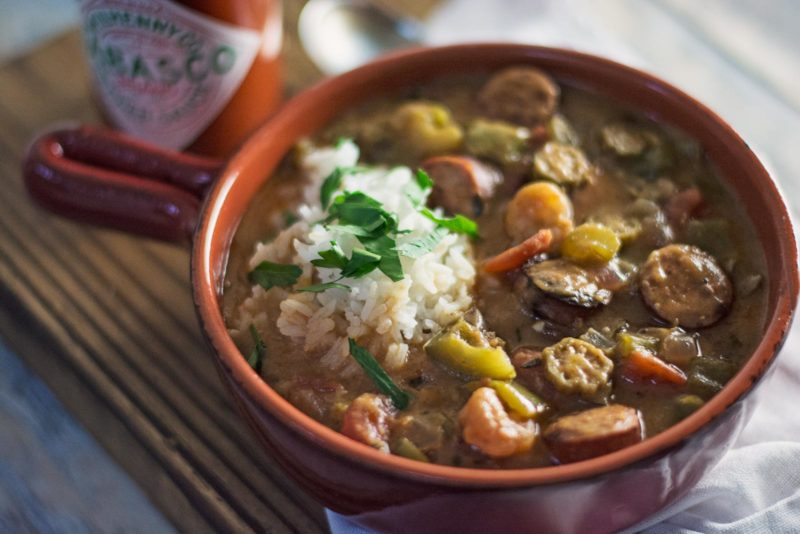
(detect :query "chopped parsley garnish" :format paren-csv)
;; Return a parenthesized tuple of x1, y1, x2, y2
(311, 241, 348, 269)
(414, 168, 434, 190)
(361, 234, 403, 282)
(340, 248, 382, 278)
(320, 168, 345, 209)
(334, 136, 353, 149)
(251, 158, 480, 294)
(249, 261, 302, 290)
(420, 208, 479, 238)
(405, 168, 478, 237)
(324, 191, 399, 237)
(348, 338, 410, 409)
(297, 281, 351, 293)
(404, 168, 434, 208)
(247, 325, 266, 372)
(309, 244, 384, 285)
(396, 226, 448, 258)
(320, 166, 369, 209)
(317, 186, 406, 282)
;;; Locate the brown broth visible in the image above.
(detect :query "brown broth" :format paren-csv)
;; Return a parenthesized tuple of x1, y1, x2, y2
(222, 73, 768, 468)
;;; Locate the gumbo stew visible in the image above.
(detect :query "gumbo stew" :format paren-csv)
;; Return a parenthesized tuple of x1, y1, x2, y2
(222, 67, 767, 468)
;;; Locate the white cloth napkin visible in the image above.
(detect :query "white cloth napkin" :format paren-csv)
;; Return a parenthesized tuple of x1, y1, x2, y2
(329, 0, 800, 531)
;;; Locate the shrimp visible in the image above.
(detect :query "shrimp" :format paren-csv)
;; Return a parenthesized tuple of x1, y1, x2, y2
(504, 181, 574, 247)
(458, 387, 537, 458)
(341, 393, 396, 453)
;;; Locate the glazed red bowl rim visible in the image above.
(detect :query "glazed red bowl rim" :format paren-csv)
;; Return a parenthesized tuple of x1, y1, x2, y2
(193, 43, 798, 487)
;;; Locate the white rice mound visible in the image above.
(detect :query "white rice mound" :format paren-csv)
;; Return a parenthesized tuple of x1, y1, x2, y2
(235, 140, 476, 373)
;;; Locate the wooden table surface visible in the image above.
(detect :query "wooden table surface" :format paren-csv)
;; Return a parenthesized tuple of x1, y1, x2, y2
(0, 1, 339, 532)
(1, 1, 798, 533)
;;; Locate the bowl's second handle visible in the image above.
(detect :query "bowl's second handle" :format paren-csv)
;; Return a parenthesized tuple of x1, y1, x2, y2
(22, 125, 224, 243)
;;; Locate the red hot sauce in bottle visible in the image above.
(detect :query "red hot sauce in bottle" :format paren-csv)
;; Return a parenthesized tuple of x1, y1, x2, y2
(79, 0, 283, 158)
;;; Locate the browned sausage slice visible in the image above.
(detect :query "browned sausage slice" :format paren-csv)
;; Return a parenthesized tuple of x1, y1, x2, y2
(640, 244, 733, 328)
(422, 155, 501, 217)
(526, 259, 613, 308)
(478, 67, 560, 127)
(532, 294, 595, 326)
(543, 404, 643, 463)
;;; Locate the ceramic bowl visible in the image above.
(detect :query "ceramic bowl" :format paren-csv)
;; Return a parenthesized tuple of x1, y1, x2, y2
(189, 44, 799, 533)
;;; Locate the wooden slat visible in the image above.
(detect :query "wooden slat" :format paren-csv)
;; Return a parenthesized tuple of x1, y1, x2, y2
(0, 277, 216, 534)
(0, 143, 325, 532)
(0, 169, 322, 533)
(0, 1, 444, 529)
(0, 3, 340, 531)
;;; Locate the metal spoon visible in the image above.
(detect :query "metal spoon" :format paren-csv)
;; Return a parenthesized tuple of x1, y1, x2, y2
(298, 0, 423, 75)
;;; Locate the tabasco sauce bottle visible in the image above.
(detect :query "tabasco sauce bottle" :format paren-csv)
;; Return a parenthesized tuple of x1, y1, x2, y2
(79, 0, 283, 157)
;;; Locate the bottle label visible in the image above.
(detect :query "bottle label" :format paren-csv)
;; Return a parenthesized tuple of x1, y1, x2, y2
(80, 0, 263, 150)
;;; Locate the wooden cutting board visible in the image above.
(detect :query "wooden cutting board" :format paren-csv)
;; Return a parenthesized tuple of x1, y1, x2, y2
(0, 0, 435, 531)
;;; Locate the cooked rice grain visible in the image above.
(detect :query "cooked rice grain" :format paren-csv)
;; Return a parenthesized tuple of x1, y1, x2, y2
(236, 141, 475, 370)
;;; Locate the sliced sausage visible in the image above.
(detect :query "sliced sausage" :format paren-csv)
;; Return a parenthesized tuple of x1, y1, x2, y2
(640, 244, 733, 328)
(526, 259, 612, 308)
(511, 346, 542, 368)
(341, 393, 396, 453)
(543, 404, 643, 463)
(478, 67, 560, 127)
(531, 290, 595, 326)
(422, 155, 501, 217)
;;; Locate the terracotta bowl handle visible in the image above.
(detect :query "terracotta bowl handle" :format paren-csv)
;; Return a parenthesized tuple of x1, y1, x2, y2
(22, 125, 224, 242)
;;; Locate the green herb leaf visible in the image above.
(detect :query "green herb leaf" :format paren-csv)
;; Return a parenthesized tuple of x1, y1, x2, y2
(249, 261, 302, 290)
(311, 241, 348, 269)
(341, 248, 381, 278)
(320, 168, 344, 210)
(327, 191, 398, 237)
(324, 224, 381, 238)
(420, 208, 479, 238)
(247, 325, 266, 372)
(318, 183, 406, 283)
(348, 338, 410, 409)
(361, 234, 403, 282)
(328, 223, 413, 238)
(415, 168, 434, 190)
(397, 227, 448, 258)
(320, 166, 371, 209)
(404, 168, 434, 208)
(334, 137, 353, 149)
(297, 281, 351, 293)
